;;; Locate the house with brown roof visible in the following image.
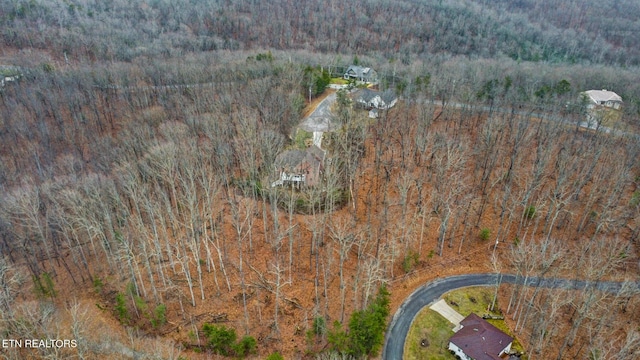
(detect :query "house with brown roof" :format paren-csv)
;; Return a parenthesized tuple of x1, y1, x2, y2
(448, 313, 513, 360)
(271, 145, 325, 188)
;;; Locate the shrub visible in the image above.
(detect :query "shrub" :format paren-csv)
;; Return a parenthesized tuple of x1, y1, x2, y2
(233, 335, 257, 357)
(202, 324, 237, 356)
(266, 352, 284, 360)
(402, 250, 420, 273)
(201, 324, 256, 358)
(92, 277, 104, 293)
(41, 63, 55, 73)
(525, 205, 536, 219)
(115, 293, 129, 322)
(33, 272, 56, 299)
(347, 284, 390, 358)
(327, 321, 349, 353)
(151, 304, 167, 328)
(313, 316, 326, 337)
(478, 228, 491, 241)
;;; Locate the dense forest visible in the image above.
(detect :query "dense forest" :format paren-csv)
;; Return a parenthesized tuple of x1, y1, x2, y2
(0, 0, 639, 359)
(3, 0, 640, 66)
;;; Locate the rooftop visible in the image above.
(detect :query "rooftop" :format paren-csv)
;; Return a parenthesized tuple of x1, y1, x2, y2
(449, 313, 513, 360)
(584, 89, 622, 103)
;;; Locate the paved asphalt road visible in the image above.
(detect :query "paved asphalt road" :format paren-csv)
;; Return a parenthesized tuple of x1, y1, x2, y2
(383, 273, 639, 360)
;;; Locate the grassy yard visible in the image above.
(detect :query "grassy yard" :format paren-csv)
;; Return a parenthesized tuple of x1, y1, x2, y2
(443, 287, 526, 355)
(443, 286, 498, 316)
(404, 309, 455, 360)
(330, 77, 349, 85)
(404, 287, 526, 360)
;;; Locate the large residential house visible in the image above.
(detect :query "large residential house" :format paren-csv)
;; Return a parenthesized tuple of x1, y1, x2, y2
(352, 88, 397, 111)
(448, 313, 513, 360)
(343, 65, 377, 83)
(583, 89, 622, 110)
(581, 89, 623, 128)
(271, 145, 325, 188)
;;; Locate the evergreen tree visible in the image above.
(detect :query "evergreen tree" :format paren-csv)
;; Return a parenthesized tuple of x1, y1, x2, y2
(347, 284, 390, 358)
(327, 285, 390, 358)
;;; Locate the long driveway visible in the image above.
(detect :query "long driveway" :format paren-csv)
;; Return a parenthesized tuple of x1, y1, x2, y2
(298, 92, 337, 132)
(382, 273, 638, 360)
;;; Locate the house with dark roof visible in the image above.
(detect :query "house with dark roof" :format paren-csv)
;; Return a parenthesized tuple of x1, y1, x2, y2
(352, 88, 397, 112)
(448, 313, 513, 360)
(271, 145, 325, 188)
(343, 65, 377, 83)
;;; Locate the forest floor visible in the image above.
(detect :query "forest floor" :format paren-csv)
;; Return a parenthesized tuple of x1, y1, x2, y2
(13, 94, 640, 360)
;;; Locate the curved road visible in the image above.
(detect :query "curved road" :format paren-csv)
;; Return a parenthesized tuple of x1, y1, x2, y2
(383, 273, 639, 360)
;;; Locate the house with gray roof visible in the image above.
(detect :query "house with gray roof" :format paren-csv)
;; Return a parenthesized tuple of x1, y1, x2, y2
(352, 88, 397, 112)
(343, 65, 377, 83)
(580, 89, 623, 129)
(448, 313, 513, 360)
(583, 89, 622, 110)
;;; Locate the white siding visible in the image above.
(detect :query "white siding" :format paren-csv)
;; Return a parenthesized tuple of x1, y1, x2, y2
(448, 342, 472, 360)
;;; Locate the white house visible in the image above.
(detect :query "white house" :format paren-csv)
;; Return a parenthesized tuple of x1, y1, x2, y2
(582, 89, 622, 110)
(580, 89, 623, 129)
(448, 313, 513, 360)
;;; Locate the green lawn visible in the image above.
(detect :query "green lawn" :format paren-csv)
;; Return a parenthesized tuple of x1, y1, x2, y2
(443, 286, 499, 317)
(443, 287, 525, 355)
(403, 309, 455, 360)
(329, 77, 349, 85)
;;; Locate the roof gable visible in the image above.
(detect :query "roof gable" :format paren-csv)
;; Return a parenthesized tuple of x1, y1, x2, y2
(449, 314, 513, 360)
(381, 89, 397, 103)
(584, 89, 622, 103)
(275, 146, 324, 172)
(275, 149, 306, 170)
(345, 65, 376, 80)
(354, 88, 378, 102)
